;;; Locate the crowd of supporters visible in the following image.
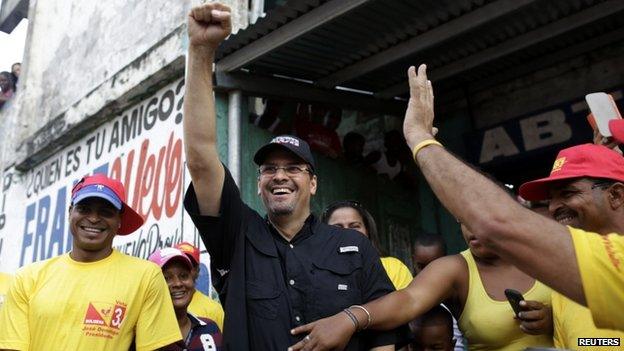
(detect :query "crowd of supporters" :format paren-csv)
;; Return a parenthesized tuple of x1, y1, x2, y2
(1, 3, 623, 351)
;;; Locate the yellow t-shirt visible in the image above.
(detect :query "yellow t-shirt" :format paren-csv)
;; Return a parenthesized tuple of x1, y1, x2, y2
(0, 272, 12, 310)
(188, 289, 225, 330)
(458, 250, 553, 351)
(380, 256, 413, 290)
(570, 227, 624, 331)
(553, 291, 624, 350)
(0, 250, 182, 351)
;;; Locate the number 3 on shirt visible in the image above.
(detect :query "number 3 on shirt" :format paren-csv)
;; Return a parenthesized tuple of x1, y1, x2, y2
(110, 305, 126, 329)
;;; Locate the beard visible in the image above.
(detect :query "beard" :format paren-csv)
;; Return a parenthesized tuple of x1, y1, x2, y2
(267, 199, 296, 216)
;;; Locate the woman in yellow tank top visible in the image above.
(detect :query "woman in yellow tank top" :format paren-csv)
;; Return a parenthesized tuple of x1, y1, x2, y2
(457, 223, 553, 350)
(289, 224, 555, 351)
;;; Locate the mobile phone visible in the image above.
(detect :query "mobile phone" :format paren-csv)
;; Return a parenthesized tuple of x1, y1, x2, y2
(586, 93, 621, 137)
(504, 288, 524, 316)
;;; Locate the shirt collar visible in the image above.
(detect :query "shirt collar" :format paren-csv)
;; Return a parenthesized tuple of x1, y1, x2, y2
(268, 214, 317, 244)
(188, 312, 207, 327)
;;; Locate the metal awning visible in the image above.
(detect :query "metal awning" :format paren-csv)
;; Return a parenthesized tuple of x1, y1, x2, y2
(214, 0, 624, 109)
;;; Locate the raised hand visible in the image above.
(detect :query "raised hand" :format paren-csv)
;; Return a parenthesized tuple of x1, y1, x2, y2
(516, 300, 553, 335)
(188, 3, 232, 51)
(403, 64, 436, 150)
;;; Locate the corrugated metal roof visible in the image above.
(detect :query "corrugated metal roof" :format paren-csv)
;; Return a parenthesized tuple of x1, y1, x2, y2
(215, 0, 624, 100)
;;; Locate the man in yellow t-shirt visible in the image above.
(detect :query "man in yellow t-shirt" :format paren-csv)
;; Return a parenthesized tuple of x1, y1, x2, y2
(0, 174, 182, 350)
(552, 275, 624, 350)
(0, 272, 12, 311)
(175, 241, 225, 330)
(518, 146, 624, 336)
(568, 229, 624, 332)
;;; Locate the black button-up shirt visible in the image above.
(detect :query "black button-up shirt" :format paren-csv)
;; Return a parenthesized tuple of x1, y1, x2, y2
(184, 167, 407, 351)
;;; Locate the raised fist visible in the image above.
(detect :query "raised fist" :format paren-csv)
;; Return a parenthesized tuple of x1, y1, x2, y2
(188, 3, 232, 50)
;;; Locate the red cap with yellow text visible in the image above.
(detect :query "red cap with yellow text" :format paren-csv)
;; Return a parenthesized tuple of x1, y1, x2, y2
(175, 242, 200, 265)
(71, 173, 145, 235)
(519, 143, 624, 201)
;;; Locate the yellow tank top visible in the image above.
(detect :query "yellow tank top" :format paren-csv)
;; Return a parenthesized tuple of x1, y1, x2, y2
(458, 250, 553, 351)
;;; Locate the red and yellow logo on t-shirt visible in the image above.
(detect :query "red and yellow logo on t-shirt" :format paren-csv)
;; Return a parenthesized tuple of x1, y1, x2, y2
(82, 301, 127, 338)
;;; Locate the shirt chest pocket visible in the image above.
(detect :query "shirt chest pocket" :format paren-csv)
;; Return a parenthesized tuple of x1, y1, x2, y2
(311, 252, 363, 318)
(246, 280, 282, 320)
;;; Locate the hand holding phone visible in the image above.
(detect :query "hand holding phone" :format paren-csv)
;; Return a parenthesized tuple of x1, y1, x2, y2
(586, 92, 621, 137)
(504, 288, 524, 317)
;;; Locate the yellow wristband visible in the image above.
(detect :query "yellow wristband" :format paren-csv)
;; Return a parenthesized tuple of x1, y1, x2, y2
(412, 139, 443, 160)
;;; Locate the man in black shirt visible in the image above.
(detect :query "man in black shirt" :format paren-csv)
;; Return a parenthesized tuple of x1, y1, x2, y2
(183, 3, 406, 350)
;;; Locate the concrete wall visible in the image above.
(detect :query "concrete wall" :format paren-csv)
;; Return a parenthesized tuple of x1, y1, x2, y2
(0, 0, 248, 172)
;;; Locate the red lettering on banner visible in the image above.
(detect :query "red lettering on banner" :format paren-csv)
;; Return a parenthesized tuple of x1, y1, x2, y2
(108, 132, 182, 221)
(165, 136, 182, 217)
(148, 146, 167, 219)
(137, 149, 157, 218)
(123, 150, 135, 198)
(109, 149, 136, 203)
(133, 139, 150, 210)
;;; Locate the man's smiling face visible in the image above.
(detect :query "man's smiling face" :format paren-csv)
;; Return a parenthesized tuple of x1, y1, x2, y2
(69, 197, 120, 254)
(257, 149, 317, 218)
(548, 178, 610, 232)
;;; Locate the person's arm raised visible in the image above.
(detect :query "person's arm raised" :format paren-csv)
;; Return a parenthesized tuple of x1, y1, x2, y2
(402, 64, 584, 305)
(289, 256, 460, 351)
(184, 3, 231, 216)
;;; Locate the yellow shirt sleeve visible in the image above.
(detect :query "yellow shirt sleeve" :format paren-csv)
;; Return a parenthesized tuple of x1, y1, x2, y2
(570, 227, 624, 331)
(381, 256, 413, 290)
(134, 268, 183, 351)
(188, 290, 225, 331)
(0, 269, 31, 350)
(552, 292, 566, 349)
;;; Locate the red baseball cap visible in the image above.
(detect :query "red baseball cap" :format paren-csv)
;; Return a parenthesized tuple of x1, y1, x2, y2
(148, 247, 193, 270)
(174, 242, 200, 265)
(71, 173, 145, 235)
(519, 143, 624, 201)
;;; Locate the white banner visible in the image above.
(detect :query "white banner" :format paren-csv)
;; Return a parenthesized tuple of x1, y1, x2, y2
(0, 78, 214, 294)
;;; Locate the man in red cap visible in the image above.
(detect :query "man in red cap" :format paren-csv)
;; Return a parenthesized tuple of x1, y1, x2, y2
(394, 65, 623, 332)
(0, 174, 182, 350)
(518, 144, 624, 347)
(175, 242, 224, 330)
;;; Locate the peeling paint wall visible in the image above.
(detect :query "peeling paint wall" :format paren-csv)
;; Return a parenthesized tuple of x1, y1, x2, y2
(0, 0, 247, 171)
